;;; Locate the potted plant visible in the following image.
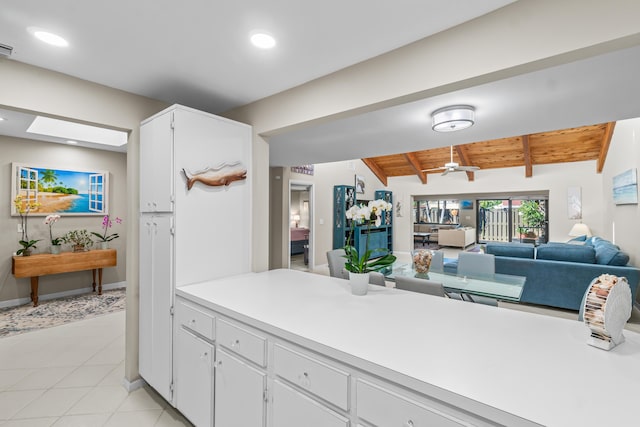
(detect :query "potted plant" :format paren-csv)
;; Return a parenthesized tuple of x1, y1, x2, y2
(13, 195, 41, 256)
(62, 229, 93, 252)
(44, 214, 62, 254)
(17, 239, 40, 256)
(343, 199, 396, 295)
(90, 214, 122, 249)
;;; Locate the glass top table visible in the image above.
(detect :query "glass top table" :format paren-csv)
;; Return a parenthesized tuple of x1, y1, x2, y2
(385, 263, 526, 302)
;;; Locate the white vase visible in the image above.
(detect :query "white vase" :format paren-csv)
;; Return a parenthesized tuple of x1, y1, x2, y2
(50, 245, 61, 254)
(349, 272, 370, 296)
(99, 241, 109, 250)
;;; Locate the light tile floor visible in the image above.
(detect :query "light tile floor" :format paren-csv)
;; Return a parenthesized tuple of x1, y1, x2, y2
(0, 311, 192, 427)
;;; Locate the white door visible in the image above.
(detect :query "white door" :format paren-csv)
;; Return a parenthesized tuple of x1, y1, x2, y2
(140, 111, 174, 212)
(175, 328, 214, 427)
(271, 380, 349, 427)
(139, 214, 174, 402)
(215, 349, 266, 427)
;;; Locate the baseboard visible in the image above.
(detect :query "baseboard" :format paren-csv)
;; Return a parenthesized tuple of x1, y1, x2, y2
(122, 377, 146, 393)
(0, 281, 127, 309)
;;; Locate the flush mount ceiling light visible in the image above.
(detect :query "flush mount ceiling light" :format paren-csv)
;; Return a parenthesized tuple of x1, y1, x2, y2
(27, 116, 128, 147)
(431, 105, 475, 132)
(28, 27, 68, 47)
(250, 32, 276, 49)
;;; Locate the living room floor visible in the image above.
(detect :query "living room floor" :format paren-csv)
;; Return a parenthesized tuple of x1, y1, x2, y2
(312, 246, 640, 333)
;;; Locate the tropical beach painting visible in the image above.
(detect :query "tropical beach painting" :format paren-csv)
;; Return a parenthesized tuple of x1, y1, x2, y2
(11, 162, 109, 216)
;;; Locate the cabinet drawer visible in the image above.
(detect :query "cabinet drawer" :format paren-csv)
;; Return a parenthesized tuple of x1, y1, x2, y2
(175, 300, 215, 340)
(217, 318, 267, 367)
(274, 344, 350, 411)
(357, 379, 466, 427)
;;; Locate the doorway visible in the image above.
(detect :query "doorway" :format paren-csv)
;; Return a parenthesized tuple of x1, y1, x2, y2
(289, 181, 313, 272)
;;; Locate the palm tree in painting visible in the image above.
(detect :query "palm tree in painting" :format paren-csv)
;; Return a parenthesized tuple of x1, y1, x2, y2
(39, 169, 58, 191)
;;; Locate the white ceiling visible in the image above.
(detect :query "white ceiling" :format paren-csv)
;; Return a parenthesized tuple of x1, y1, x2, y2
(0, 0, 514, 112)
(3, 0, 640, 167)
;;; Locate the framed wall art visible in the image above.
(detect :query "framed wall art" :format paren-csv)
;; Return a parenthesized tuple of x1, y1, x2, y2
(612, 168, 638, 205)
(11, 162, 109, 216)
(567, 186, 582, 219)
(355, 175, 365, 194)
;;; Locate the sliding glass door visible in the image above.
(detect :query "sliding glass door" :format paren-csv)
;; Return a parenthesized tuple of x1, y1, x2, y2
(477, 198, 548, 244)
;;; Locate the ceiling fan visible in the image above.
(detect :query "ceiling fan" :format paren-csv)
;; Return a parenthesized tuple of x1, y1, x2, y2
(422, 145, 480, 175)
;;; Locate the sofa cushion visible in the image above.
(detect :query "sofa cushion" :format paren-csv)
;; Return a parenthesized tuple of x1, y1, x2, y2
(569, 234, 587, 242)
(485, 242, 535, 259)
(536, 244, 596, 263)
(593, 239, 629, 266)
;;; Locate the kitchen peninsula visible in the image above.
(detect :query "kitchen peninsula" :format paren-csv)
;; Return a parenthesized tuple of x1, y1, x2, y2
(174, 269, 640, 427)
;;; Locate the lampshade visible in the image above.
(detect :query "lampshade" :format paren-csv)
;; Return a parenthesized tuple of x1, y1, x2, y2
(568, 223, 592, 237)
(292, 214, 301, 221)
(431, 105, 475, 132)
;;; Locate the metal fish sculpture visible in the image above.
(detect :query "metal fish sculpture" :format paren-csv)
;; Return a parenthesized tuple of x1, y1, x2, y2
(182, 161, 247, 190)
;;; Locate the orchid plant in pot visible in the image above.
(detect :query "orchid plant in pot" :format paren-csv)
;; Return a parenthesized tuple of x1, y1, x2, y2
(91, 215, 122, 249)
(343, 199, 396, 295)
(13, 196, 41, 256)
(44, 214, 62, 254)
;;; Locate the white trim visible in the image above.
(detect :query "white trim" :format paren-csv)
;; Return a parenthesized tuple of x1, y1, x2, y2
(122, 377, 146, 392)
(0, 281, 126, 309)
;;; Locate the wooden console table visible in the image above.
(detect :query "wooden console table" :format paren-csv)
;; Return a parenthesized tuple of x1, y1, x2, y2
(12, 249, 117, 307)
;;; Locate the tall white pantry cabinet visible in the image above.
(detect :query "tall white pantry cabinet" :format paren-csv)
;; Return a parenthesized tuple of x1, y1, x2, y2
(138, 105, 252, 422)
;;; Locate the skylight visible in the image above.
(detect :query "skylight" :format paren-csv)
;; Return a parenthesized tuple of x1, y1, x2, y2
(27, 116, 128, 147)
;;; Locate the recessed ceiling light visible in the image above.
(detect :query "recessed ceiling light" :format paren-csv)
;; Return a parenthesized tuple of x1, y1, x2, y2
(66, 140, 78, 145)
(28, 27, 69, 47)
(250, 32, 276, 49)
(0, 117, 6, 121)
(27, 116, 128, 147)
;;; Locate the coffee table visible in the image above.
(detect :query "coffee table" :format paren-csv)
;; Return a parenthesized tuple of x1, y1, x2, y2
(386, 263, 525, 302)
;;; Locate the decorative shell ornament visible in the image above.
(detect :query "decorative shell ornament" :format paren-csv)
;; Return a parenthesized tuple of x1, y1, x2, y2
(582, 274, 632, 350)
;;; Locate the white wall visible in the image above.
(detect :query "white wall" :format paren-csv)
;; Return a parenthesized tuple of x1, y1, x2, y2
(601, 118, 640, 266)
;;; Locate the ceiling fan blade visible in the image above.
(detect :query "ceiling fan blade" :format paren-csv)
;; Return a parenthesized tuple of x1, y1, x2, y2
(421, 166, 446, 172)
(456, 165, 480, 171)
(441, 168, 451, 176)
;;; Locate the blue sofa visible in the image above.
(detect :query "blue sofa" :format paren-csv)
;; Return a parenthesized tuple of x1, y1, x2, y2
(483, 239, 640, 311)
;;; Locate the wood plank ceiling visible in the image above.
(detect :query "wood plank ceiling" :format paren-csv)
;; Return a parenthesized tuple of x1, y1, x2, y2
(363, 123, 616, 185)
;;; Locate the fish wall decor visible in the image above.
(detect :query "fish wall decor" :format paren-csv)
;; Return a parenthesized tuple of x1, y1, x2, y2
(182, 161, 247, 190)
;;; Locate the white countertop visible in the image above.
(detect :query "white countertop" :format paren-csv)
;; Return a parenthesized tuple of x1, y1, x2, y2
(176, 269, 640, 427)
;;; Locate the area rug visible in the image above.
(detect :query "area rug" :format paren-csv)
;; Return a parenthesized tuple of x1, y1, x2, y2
(0, 288, 126, 338)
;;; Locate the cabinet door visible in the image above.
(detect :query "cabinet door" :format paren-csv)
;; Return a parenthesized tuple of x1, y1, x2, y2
(139, 215, 174, 403)
(140, 111, 173, 212)
(175, 328, 214, 427)
(271, 380, 349, 427)
(215, 349, 266, 427)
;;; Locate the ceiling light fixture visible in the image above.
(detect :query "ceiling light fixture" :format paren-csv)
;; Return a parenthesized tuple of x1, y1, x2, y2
(28, 27, 68, 47)
(66, 140, 78, 145)
(250, 32, 276, 49)
(431, 105, 475, 132)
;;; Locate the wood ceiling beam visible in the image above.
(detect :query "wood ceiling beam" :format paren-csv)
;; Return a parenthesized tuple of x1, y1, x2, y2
(403, 152, 427, 184)
(522, 135, 533, 177)
(454, 145, 475, 181)
(361, 158, 388, 186)
(597, 122, 616, 173)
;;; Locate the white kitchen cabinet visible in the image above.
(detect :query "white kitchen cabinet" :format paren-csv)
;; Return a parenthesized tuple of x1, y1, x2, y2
(139, 110, 173, 213)
(175, 327, 214, 427)
(271, 380, 349, 427)
(138, 104, 252, 413)
(138, 214, 173, 402)
(214, 349, 267, 427)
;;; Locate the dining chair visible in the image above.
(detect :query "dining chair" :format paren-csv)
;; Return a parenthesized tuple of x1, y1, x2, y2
(394, 276, 448, 297)
(456, 252, 495, 277)
(429, 250, 445, 273)
(327, 249, 348, 279)
(368, 271, 387, 287)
